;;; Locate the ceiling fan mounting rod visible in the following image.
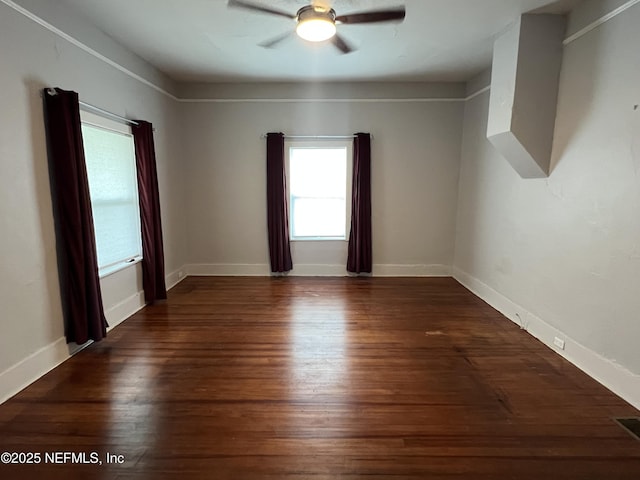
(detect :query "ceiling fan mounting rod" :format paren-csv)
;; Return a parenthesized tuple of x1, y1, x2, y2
(296, 5, 336, 23)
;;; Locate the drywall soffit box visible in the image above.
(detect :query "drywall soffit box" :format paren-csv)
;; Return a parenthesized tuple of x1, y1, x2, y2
(487, 13, 566, 179)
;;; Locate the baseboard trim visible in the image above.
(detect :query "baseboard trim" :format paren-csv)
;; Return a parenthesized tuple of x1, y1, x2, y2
(185, 263, 453, 277)
(0, 267, 183, 405)
(374, 264, 452, 277)
(453, 267, 640, 410)
(105, 291, 145, 330)
(0, 337, 89, 404)
(165, 266, 187, 290)
(291, 264, 347, 276)
(0, 291, 145, 404)
(186, 263, 271, 276)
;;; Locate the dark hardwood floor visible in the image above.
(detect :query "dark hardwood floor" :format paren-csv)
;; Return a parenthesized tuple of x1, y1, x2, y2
(1, 276, 639, 479)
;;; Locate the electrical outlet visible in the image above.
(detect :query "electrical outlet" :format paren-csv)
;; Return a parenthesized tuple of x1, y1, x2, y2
(553, 337, 565, 350)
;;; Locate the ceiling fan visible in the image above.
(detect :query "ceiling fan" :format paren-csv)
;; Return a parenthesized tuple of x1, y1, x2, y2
(227, 0, 406, 54)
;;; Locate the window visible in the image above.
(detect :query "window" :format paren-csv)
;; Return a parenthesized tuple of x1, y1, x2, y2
(287, 141, 352, 240)
(81, 112, 142, 277)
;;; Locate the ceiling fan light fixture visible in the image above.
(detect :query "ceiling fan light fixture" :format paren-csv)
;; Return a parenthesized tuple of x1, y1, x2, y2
(295, 6, 337, 42)
(296, 17, 336, 42)
(227, 1, 406, 53)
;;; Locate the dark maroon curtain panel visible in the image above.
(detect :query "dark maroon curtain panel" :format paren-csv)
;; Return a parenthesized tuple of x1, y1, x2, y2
(347, 133, 373, 274)
(132, 121, 167, 304)
(266, 132, 293, 273)
(43, 88, 107, 344)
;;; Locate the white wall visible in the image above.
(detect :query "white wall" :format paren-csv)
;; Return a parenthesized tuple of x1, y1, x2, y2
(180, 90, 464, 276)
(454, 2, 640, 404)
(0, 0, 187, 402)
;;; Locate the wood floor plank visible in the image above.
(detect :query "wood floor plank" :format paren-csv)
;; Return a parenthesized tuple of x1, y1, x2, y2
(1, 276, 639, 479)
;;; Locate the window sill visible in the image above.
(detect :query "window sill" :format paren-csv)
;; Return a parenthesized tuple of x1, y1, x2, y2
(99, 256, 143, 279)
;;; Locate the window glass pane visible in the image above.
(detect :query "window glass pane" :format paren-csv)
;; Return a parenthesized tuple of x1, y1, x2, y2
(292, 198, 346, 238)
(91, 204, 141, 269)
(289, 146, 348, 239)
(81, 123, 142, 270)
(290, 148, 347, 198)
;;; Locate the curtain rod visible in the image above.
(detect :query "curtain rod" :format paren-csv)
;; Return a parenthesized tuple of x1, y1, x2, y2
(261, 134, 373, 140)
(45, 88, 139, 127)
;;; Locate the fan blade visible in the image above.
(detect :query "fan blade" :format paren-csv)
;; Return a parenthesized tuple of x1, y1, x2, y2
(259, 31, 295, 49)
(331, 34, 354, 54)
(227, 0, 296, 20)
(335, 7, 406, 24)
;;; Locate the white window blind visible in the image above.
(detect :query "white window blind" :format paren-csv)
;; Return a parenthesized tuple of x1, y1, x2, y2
(81, 122, 142, 275)
(289, 146, 349, 240)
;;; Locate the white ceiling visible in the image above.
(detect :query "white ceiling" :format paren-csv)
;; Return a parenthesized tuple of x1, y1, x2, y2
(58, 0, 581, 83)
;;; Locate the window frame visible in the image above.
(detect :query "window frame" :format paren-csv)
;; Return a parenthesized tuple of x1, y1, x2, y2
(80, 111, 143, 278)
(285, 139, 353, 242)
